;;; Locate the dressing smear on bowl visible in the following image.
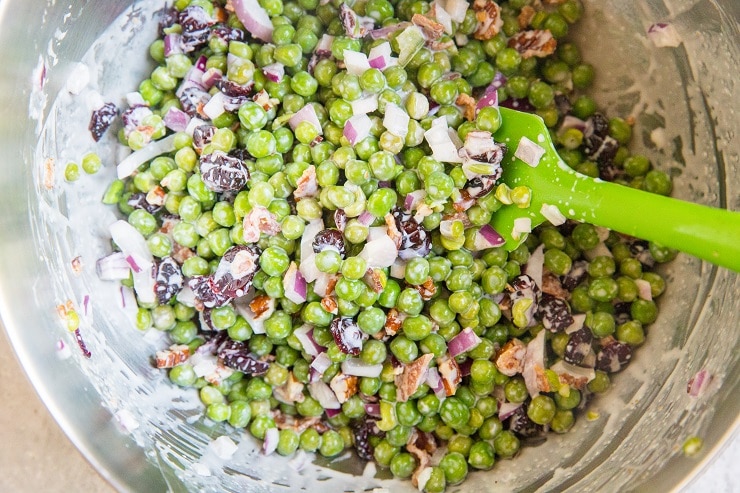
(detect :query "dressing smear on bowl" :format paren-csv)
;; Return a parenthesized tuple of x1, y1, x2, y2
(29, 0, 733, 491)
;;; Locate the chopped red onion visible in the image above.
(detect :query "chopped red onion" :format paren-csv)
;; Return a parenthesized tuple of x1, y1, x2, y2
(358, 234, 398, 268)
(343, 49, 371, 76)
(263, 428, 279, 456)
(476, 88, 499, 114)
(425, 367, 446, 400)
(558, 115, 586, 136)
(522, 329, 546, 397)
(687, 369, 712, 398)
(448, 328, 482, 358)
(293, 325, 324, 356)
(163, 33, 184, 57)
(404, 190, 426, 211)
(283, 262, 307, 304)
(383, 103, 409, 138)
(231, 0, 274, 42)
(310, 352, 332, 376)
(635, 279, 653, 301)
(390, 258, 407, 279)
(200, 67, 222, 89)
(364, 403, 381, 417)
(308, 380, 341, 409)
(341, 358, 383, 378)
(498, 401, 523, 421)
(368, 22, 411, 40)
(163, 107, 191, 132)
(262, 62, 285, 82)
(368, 42, 395, 69)
(343, 114, 372, 145)
(350, 94, 378, 116)
(472, 224, 506, 251)
(514, 136, 546, 167)
(540, 203, 567, 226)
(357, 210, 375, 226)
(458, 358, 472, 377)
(647, 22, 681, 48)
(117, 134, 177, 179)
(96, 252, 131, 281)
(288, 103, 322, 135)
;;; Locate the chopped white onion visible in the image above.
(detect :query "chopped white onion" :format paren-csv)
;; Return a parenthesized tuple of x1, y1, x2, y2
(263, 428, 279, 456)
(96, 252, 131, 281)
(635, 279, 653, 301)
(444, 0, 468, 23)
(210, 435, 238, 460)
(416, 467, 434, 492)
(283, 262, 308, 304)
(432, 1, 453, 34)
(368, 42, 394, 69)
(351, 94, 379, 116)
(358, 234, 398, 268)
(390, 258, 407, 279)
(514, 136, 545, 167)
(472, 224, 506, 251)
(310, 352, 332, 376)
(512, 217, 532, 240)
(424, 119, 462, 163)
(498, 401, 523, 420)
(565, 314, 586, 334)
(540, 203, 567, 226)
(383, 103, 409, 138)
(117, 134, 177, 179)
(231, 0, 274, 42)
(308, 380, 341, 409)
(289, 103, 323, 135)
(294, 325, 324, 356)
(343, 50, 371, 76)
(522, 329, 546, 397)
(202, 91, 227, 121)
(343, 114, 372, 145)
(525, 244, 544, 289)
(341, 358, 383, 378)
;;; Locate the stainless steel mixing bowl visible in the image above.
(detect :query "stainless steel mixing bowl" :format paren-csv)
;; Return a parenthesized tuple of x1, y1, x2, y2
(0, 0, 737, 491)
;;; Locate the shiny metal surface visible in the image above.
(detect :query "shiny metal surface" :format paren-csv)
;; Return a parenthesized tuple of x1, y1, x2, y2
(0, 0, 736, 492)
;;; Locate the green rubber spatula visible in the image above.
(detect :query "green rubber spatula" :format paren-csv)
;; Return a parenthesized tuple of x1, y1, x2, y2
(490, 107, 740, 272)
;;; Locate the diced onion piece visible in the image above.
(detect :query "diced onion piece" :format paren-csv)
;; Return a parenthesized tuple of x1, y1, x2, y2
(289, 103, 322, 135)
(210, 435, 238, 460)
(118, 286, 139, 326)
(313, 272, 334, 297)
(540, 203, 567, 226)
(448, 328, 482, 358)
(202, 91, 227, 121)
(444, 0, 468, 23)
(525, 244, 544, 289)
(550, 360, 596, 386)
(308, 380, 341, 409)
(341, 358, 383, 378)
(514, 136, 545, 167)
(175, 285, 197, 308)
(201, 68, 222, 89)
(283, 262, 307, 304)
(293, 325, 324, 356)
(383, 103, 409, 138)
(634, 279, 653, 301)
(344, 114, 373, 145)
(404, 190, 426, 211)
(310, 352, 332, 376)
(647, 22, 681, 48)
(522, 329, 546, 397)
(262, 63, 285, 82)
(433, 1, 453, 34)
(163, 107, 191, 132)
(416, 467, 434, 492)
(476, 88, 499, 114)
(343, 50, 371, 76)
(358, 234, 398, 268)
(368, 42, 394, 69)
(390, 258, 407, 279)
(558, 115, 586, 136)
(231, 0, 274, 42)
(424, 119, 462, 163)
(117, 134, 177, 179)
(300, 219, 324, 262)
(110, 220, 152, 264)
(96, 252, 131, 281)
(584, 242, 613, 261)
(425, 367, 446, 400)
(364, 403, 381, 417)
(263, 428, 279, 456)
(357, 211, 375, 226)
(498, 401, 523, 420)
(512, 217, 532, 240)
(687, 369, 711, 398)
(472, 224, 506, 251)
(351, 94, 378, 116)
(185, 117, 208, 136)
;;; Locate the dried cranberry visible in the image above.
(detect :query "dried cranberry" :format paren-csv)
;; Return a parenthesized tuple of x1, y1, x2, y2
(598, 162, 623, 182)
(554, 94, 572, 116)
(564, 326, 594, 366)
(218, 341, 270, 376)
(352, 419, 375, 461)
(158, 6, 180, 35)
(214, 79, 255, 98)
(89, 102, 117, 141)
(211, 245, 261, 298)
(74, 328, 92, 359)
(538, 293, 573, 332)
(463, 174, 497, 200)
(199, 151, 250, 193)
(499, 97, 536, 113)
(392, 208, 432, 260)
(187, 275, 231, 308)
(630, 240, 655, 268)
(210, 24, 246, 43)
(613, 302, 632, 325)
(228, 148, 252, 162)
(312, 229, 347, 258)
(508, 403, 543, 438)
(197, 330, 230, 355)
(179, 86, 210, 117)
(561, 260, 589, 291)
(179, 6, 213, 51)
(587, 114, 609, 138)
(584, 134, 619, 165)
(192, 125, 217, 151)
(155, 257, 184, 305)
(596, 338, 632, 373)
(199, 308, 217, 331)
(334, 209, 348, 232)
(127, 192, 162, 214)
(330, 317, 366, 356)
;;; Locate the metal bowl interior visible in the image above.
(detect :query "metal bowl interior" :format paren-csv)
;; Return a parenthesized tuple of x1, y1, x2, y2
(0, 0, 737, 491)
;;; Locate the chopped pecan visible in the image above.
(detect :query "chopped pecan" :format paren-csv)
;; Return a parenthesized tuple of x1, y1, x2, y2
(495, 338, 526, 376)
(293, 165, 319, 200)
(321, 295, 338, 314)
(518, 5, 536, 29)
(155, 344, 190, 368)
(242, 206, 281, 244)
(508, 29, 557, 58)
(250, 294, 274, 318)
(385, 308, 404, 336)
(541, 269, 570, 299)
(204, 360, 235, 385)
(273, 371, 306, 404)
(535, 365, 551, 392)
(438, 354, 462, 396)
(395, 353, 434, 402)
(363, 268, 386, 293)
(171, 243, 195, 264)
(412, 13, 444, 40)
(455, 93, 477, 121)
(385, 213, 403, 249)
(473, 0, 503, 40)
(413, 277, 436, 301)
(441, 211, 473, 228)
(252, 89, 279, 111)
(406, 430, 434, 488)
(427, 39, 455, 51)
(330, 372, 359, 403)
(146, 186, 166, 207)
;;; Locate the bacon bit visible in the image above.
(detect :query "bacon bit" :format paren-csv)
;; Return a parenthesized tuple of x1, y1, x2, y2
(293, 165, 319, 200)
(438, 354, 461, 396)
(71, 256, 83, 274)
(326, 276, 338, 296)
(495, 339, 526, 376)
(455, 93, 477, 121)
(406, 430, 435, 488)
(385, 308, 403, 336)
(43, 157, 55, 190)
(213, 5, 228, 22)
(385, 213, 403, 249)
(396, 353, 434, 402)
(508, 29, 557, 58)
(321, 295, 338, 314)
(155, 344, 191, 368)
(518, 5, 536, 29)
(172, 243, 196, 264)
(363, 268, 386, 293)
(146, 186, 166, 207)
(250, 294, 273, 318)
(473, 0, 503, 40)
(541, 270, 570, 299)
(330, 372, 358, 403)
(159, 217, 177, 235)
(413, 277, 436, 301)
(412, 13, 445, 40)
(253, 89, 279, 111)
(74, 328, 92, 358)
(273, 372, 305, 404)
